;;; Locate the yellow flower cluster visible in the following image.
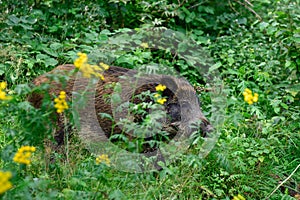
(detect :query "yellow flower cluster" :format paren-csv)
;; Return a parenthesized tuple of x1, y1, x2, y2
(54, 91, 69, 113)
(0, 171, 13, 195)
(96, 154, 111, 166)
(99, 62, 110, 71)
(243, 88, 259, 105)
(74, 52, 88, 68)
(0, 82, 12, 101)
(154, 93, 167, 105)
(155, 84, 166, 92)
(154, 84, 167, 105)
(232, 194, 246, 200)
(74, 52, 109, 80)
(140, 42, 149, 48)
(13, 146, 36, 165)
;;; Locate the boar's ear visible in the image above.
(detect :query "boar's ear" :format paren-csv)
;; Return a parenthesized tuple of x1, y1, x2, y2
(160, 76, 178, 92)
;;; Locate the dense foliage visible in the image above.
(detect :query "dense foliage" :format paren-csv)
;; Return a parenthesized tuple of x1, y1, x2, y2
(0, 0, 299, 199)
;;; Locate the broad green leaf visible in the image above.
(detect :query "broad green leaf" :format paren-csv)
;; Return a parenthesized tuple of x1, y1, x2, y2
(50, 43, 63, 50)
(45, 57, 58, 67)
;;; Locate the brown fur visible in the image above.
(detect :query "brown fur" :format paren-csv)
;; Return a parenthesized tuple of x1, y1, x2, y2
(28, 64, 212, 152)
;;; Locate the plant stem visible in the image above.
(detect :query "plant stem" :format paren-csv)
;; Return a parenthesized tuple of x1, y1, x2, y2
(266, 163, 300, 199)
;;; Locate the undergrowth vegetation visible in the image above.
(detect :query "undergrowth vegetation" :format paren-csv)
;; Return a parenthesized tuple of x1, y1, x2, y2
(0, 0, 299, 199)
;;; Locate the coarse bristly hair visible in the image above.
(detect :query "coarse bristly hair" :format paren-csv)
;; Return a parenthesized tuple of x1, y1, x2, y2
(28, 64, 213, 153)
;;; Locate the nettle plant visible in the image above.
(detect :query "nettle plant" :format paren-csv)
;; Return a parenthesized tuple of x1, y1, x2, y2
(103, 82, 170, 153)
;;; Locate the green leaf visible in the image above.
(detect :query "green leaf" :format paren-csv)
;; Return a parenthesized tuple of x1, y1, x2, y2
(209, 62, 222, 73)
(204, 7, 214, 14)
(185, 12, 195, 23)
(285, 60, 291, 68)
(111, 93, 122, 104)
(259, 22, 269, 31)
(274, 107, 280, 114)
(292, 34, 300, 43)
(280, 102, 288, 109)
(99, 113, 113, 120)
(45, 57, 58, 67)
(7, 15, 20, 24)
(24, 17, 37, 24)
(224, 69, 239, 75)
(181, 6, 190, 15)
(14, 84, 31, 95)
(0, 64, 5, 76)
(227, 57, 235, 66)
(258, 156, 265, 163)
(43, 48, 58, 57)
(36, 53, 50, 61)
(20, 23, 33, 30)
(50, 43, 63, 50)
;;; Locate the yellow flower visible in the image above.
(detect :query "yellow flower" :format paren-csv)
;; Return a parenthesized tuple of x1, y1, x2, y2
(0, 171, 13, 195)
(244, 88, 252, 95)
(54, 91, 69, 113)
(13, 146, 36, 165)
(80, 64, 93, 78)
(73, 53, 108, 80)
(157, 98, 167, 105)
(0, 91, 7, 100)
(74, 52, 88, 68)
(0, 82, 7, 90)
(154, 85, 167, 104)
(96, 154, 110, 166)
(0, 82, 12, 101)
(98, 74, 105, 81)
(242, 88, 259, 105)
(232, 194, 246, 200)
(99, 62, 110, 70)
(140, 42, 149, 48)
(253, 93, 259, 102)
(154, 93, 161, 98)
(155, 84, 166, 92)
(80, 64, 106, 80)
